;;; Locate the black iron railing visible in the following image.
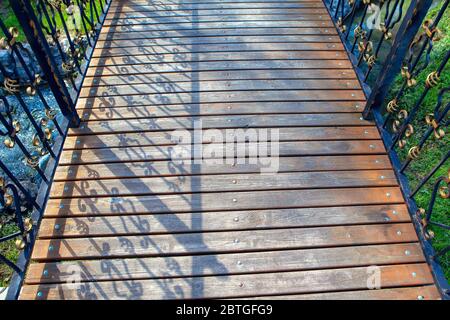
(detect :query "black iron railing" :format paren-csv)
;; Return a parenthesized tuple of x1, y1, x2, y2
(0, 0, 111, 299)
(324, 0, 449, 298)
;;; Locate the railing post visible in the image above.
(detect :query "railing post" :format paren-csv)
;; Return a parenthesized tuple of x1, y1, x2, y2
(8, 0, 81, 127)
(362, 0, 434, 119)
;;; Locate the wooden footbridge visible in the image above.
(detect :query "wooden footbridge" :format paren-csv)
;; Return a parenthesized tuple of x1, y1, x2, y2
(17, 0, 441, 299)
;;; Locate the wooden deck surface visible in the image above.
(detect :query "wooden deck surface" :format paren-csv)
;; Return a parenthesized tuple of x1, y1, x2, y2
(20, 0, 440, 300)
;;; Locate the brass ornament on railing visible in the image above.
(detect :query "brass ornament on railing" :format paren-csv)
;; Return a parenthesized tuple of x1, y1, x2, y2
(45, 108, 57, 120)
(398, 123, 414, 149)
(354, 26, 366, 39)
(439, 171, 450, 199)
(0, 37, 8, 49)
(422, 19, 443, 42)
(425, 114, 445, 139)
(417, 208, 435, 240)
(44, 127, 53, 141)
(365, 54, 376, 67)
(48, 0, 63, 9)
(358, 40, 373, 53)
(380, 23, 392, 40)
(425, 71, 440, 88)
(408, 146, 420, 159)
(4, 120, 21, 149)
(26, 156, 39, 168)
(401, 66, 417, 87)
(0, 178, 14, 208)
(4, 78, 20, 94)
(1, 27, 20, 50)
(387, 99, 399, 113)
(26, 74, 42, 96)
(337, 18, 346, 33)
(62, 61, 75, 73)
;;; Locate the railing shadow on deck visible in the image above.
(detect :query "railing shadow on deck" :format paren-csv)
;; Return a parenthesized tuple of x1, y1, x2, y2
(37, 1, 229, 300)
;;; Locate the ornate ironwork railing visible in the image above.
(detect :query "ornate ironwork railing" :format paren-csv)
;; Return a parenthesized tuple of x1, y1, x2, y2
(0, 0, 111, 299)
(324, 0, 449, 298)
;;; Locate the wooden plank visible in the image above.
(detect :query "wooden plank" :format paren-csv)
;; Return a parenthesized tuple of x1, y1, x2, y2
(76, 102, 365, 120)
(86, 60, 352, 77)
(241, 286, 441, 300)
(95, 36, 342, 49)
(108, 3, 325, 11)
(31, 223, 417, 261)
(92, 43, 345, 58)
(54, 155, 391, 181)
(80, 79, 361, 98)
(77, 90, 364, 108)
(64, 127, 379, 148)
(69, 115, 372, 134)
(58, 141, 385, 165)
(99, 27, 337, 41)
(44, 187, 405, 217)
(24, 243, 422, 284)
(100, 21, 335, 34)
(98, 27, 337, 42)
(90, 51, 348, 67)
(20, 263, 434, 299)
(39, 204, 410, 238)
(104, 15, 331, 27)
(49, 170, 397, 198)
(83, 70, 356, 87)
(106, 9, 328, 20)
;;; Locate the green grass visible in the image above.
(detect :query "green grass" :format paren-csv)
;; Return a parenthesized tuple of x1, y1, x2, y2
(387, 3, 449, 280)
(0, 224, 20, 287)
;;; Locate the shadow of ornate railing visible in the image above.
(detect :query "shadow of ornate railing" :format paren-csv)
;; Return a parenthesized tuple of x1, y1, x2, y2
(0, 0, 111, 299)
(0, 0, 448, 300)
(324, 0, 449, 298)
